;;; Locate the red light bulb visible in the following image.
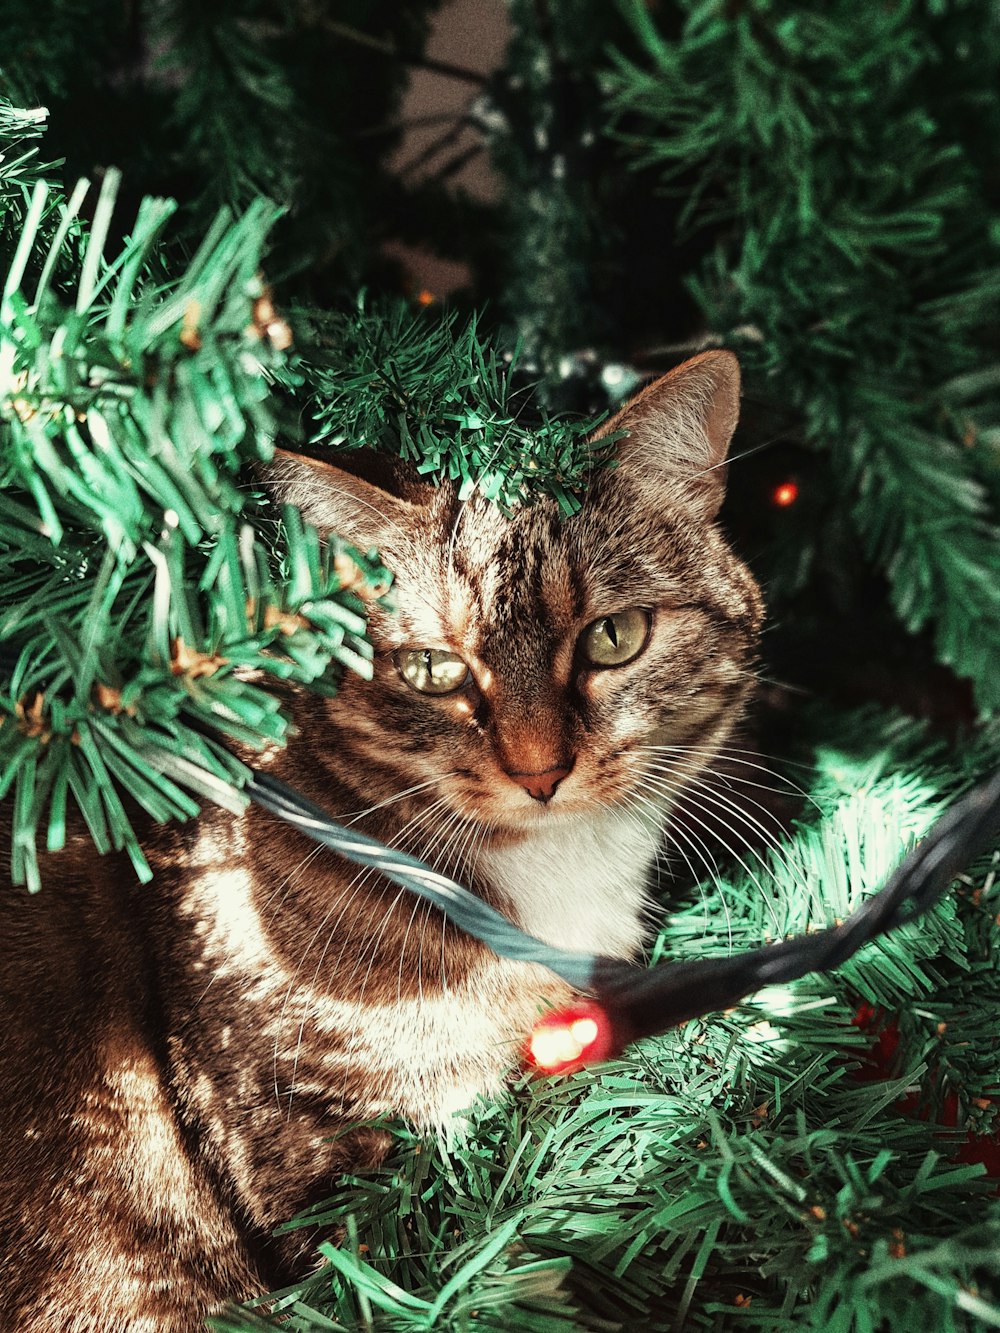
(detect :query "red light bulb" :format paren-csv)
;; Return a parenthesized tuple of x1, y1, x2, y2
(525, 1000, 616, 1075)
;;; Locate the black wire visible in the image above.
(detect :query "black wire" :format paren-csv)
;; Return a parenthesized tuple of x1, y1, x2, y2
(592, 767, 1000, 1043)
(3, 628, 994, 1046)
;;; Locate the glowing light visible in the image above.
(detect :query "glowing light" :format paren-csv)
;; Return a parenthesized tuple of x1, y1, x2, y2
(417, 290, 436, 307)
(570, 1017, 600, 1046)
(525, 1001, 615, 1075)
(528, 1026, 583, 1071)
(772, 480, 799, 508)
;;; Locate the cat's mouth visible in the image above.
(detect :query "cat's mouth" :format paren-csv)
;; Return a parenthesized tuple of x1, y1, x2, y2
(451, 759, 635, 832)
(448, 742, 688, 835)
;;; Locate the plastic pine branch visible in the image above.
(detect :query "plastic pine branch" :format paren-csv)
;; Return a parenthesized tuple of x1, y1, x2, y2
(482, 0, 636, 390)
(140, 0, 444, 284)
(0, 101, 57, 207)
(606, 0, 1000, 713)
(290, 298, 616, 516)
(149, 0, 303, 217)
(0, 111, 390, 890)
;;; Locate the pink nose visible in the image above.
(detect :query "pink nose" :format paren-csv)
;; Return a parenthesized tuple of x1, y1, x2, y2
(507, 765, 572, 803)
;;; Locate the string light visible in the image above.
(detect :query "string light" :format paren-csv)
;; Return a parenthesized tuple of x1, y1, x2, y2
(772, 479, 799, 508)
(245, 766, 1000, 1076)
(526, 1001, 617, 1075)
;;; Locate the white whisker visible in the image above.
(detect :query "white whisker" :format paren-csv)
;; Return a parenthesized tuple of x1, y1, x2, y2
(624, 789, 734, 951)
(635, 742, 819, 803)
(337, 776, 444, 825)
(642, 759, 795, 877)
(636, 772, 781, 933)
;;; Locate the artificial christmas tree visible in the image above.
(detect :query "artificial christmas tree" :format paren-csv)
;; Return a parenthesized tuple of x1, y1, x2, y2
(606, 0, 1000, 715)
(2, 1, 1000, 1328)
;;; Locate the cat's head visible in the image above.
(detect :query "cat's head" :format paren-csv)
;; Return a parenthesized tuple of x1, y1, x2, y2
(266, 352, 762, 835)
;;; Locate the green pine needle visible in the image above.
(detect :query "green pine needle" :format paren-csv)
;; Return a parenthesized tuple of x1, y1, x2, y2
(288, 298, 616, 517)
(0, 101, 392, 889)
(606, 0, 1000, 714)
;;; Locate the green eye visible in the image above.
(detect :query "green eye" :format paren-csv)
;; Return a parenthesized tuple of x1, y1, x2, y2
(397, 648, 470, 696)
(578, 608, 651, 668)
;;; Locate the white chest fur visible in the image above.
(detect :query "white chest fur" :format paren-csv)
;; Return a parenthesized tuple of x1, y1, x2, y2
(476, 803, 663, 960)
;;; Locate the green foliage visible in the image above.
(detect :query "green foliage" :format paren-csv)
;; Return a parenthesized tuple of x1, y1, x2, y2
(0, 103, 389, 891)
(484, 1, 628, 381)
(0, 101, 58, 212)
(4, 7, 1000, 1330)
(213, 711, 1000, 1331)
(151, 0, 303, 216)
(144, 0, 441, 282)
(292, 299, 615, 515)
(606, 0, 1000, 713)
(0, 99, 84, 294)
(0, 0, 128, 105)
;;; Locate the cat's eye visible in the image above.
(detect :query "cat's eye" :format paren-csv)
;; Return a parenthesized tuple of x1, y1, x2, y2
(396, 648, 471, 696)
(578, 608, 651, 668)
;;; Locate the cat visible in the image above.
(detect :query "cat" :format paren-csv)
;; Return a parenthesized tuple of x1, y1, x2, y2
(0, 349, 763, 1331)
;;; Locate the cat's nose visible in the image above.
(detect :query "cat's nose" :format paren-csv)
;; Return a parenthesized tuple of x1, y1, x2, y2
(507, 764, 573, 803)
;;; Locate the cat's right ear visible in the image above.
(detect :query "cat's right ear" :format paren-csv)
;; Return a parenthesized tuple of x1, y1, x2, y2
(260, 449, 424, 551)
(593, 350, 741, 520)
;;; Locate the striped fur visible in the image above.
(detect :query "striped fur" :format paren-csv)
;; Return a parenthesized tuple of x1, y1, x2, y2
(0, 352, 762, 1330)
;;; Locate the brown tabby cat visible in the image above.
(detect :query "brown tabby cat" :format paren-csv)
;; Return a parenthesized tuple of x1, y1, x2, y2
(0, 351, 762, 1330)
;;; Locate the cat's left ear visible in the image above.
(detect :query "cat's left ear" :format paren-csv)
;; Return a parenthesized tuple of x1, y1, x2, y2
(593, 350, 740, 520)
(258, 448, 430, 553)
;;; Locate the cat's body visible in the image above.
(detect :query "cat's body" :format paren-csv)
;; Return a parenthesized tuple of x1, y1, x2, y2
(0, 352, 763, 1330)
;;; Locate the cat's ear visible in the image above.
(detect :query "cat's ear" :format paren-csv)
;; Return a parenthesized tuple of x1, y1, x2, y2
(593, 350, 740, 519)
(260, 449, 430, 551)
